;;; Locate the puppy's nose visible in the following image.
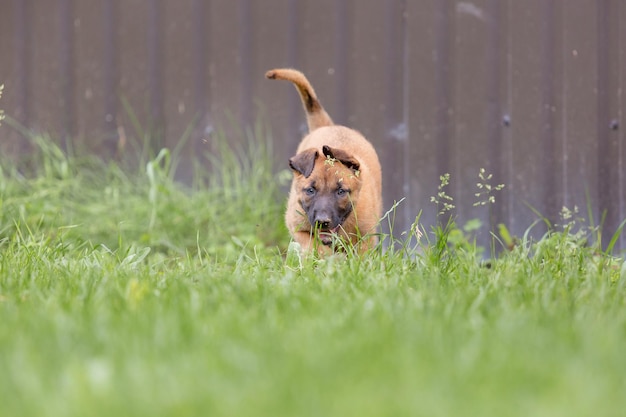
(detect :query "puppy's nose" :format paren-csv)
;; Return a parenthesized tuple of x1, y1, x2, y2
(315, 218, 331, 230)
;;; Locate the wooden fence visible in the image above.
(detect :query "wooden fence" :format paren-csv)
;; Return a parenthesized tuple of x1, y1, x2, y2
(1, 0, 624, 250)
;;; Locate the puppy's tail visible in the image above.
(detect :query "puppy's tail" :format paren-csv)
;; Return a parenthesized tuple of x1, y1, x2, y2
(265, 68, 333, 132)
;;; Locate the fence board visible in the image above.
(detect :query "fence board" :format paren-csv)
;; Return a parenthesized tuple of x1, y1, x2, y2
(453, 0, 491, 233)
(161, 0, 196, 153)
(618, 0, 625, 250)
(598, 0, 625, 247)
(2, 0, 28, 155)
(353, 1, 408, 231)
(561, 0, 599, 219)
(28, 2, 63, 140)
(406, 0, 441, 234)
(115, 0, 154, 152)
(507, 0, 544, 233)
(74, 0, 108, 149)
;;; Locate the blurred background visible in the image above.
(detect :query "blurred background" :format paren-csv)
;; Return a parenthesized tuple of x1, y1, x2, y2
(0, 0, 624, 250)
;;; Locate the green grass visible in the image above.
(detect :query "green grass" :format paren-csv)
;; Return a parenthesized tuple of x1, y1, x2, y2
(1, 135, 625, 417)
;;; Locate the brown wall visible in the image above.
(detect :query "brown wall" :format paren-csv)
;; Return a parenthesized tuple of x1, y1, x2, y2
(1, 0, 624, 250)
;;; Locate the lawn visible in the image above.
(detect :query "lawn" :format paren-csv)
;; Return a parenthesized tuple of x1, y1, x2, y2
(1, 135, 625, 417)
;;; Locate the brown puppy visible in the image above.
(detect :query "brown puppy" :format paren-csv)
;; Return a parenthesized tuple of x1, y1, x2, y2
(265, 68, 382, 254)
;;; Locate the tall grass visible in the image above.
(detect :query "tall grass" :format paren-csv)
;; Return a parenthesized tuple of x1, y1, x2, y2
(0, 133, 625, 417)
(0, 129, 288, 258)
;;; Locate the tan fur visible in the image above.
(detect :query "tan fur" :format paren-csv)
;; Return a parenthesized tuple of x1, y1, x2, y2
(266, 68, 383, 254)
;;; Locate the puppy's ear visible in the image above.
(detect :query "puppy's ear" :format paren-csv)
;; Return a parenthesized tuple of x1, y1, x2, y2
(289, 149, 318, 178)
(322, 145, 360, 172)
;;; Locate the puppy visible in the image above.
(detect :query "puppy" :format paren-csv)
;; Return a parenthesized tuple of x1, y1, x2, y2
(266, 68, 382, 254)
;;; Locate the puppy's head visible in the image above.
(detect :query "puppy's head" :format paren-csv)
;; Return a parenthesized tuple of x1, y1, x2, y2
(289, 145, 362, 245)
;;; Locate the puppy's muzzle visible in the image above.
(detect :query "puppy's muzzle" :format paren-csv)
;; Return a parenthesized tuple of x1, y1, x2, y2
(314, 217, 332, 231)
(315, 220, 340, 247)
(310, 210, 337, 246)
(309, 203, 337, 230)
(311, 207, 349, 246)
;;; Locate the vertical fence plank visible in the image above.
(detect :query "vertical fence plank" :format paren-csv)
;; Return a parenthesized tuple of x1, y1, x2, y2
(597, 0, 623, 246)
(160, 0, 202, 180)
(29, 2, 64, 140)
(11, 0, 30, 129)
(332, 0, 352, 126)
(147, 0, 164, 151)
(405, 0, 440, 234)
(74, 0, 112, 153)
(539, 0, 564, 226)
(284, 0, 305, 157)
(434, 0, 455, 187)
(500, 0, 515, 236)
(382, 0, 410, 234)
(617, 0, 625, 250)
(249, 0, 293, 163)
(4, 0, 32, 155)
(507, 1, 545, 234)
(189, 0, 213, 164)
(238, 0, 254, 128)
(485, 0, 511, 235)
(191, 0, 209, 127)
(116, 0, 150, 153)
(298, 0, 339, 116)
(433, 0, 457, 230)
(59, 0, 76, 142)
(249, 0, 292, 122)
(351, 0, 409, 234)
(103, 0, 119, 157)
(208, 0, 247, 136)
(560, 1, 598, 222)
(287, 0, 304, 122)
(349, 2, 385, 143)
(454, 0, 491, 237)
(350, 1, 394, 228)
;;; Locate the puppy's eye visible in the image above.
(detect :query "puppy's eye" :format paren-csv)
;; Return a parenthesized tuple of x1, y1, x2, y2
(336, 188, 348, 197)
(305, 187, 316, 196)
